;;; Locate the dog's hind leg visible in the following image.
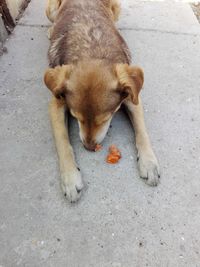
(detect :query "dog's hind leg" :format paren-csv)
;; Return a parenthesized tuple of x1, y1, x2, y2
(46, 0, 62, 39)
(46, 0, 61, 23)
(49, 97, 84, 202)
(124, 97, 160, 186)
(101, 0, 121, 21)
(110, 0, 121, 21)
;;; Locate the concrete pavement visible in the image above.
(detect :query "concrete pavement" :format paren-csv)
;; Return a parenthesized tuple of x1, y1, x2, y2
(0, 0, 200, 266)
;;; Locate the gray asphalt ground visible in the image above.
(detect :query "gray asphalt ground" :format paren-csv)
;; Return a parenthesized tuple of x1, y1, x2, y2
(0, 0, 200, 266)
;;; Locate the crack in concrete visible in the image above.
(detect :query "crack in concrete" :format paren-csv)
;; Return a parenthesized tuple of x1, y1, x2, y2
(17, 23, 49, 28)
(17, 23, 200, 37)
(119, 27, 200, 37)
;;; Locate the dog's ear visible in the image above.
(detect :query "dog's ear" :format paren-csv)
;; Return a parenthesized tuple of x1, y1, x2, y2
(44, 65, 73, 99)
(115, 64, 144, 105)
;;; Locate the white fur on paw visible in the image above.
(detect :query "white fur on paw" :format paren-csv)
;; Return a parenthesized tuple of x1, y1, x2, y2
(138, 152, 160, 186)
(61, 169, 84, 202)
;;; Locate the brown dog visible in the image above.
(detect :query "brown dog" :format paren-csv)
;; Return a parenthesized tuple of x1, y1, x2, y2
(44, 0, 160, 202)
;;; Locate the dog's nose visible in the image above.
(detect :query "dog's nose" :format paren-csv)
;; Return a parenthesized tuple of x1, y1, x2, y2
(83, 141, 96, 151)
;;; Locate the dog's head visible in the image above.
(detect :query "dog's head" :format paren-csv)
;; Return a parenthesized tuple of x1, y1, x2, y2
(44, 60, 143, 150)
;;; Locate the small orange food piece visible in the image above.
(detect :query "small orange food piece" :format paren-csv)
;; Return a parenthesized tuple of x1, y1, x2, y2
(106, 145, 121, 164)
(109, 145, 121, 158)
(95, 144, 102, 152)
(106, 154, 120, 164)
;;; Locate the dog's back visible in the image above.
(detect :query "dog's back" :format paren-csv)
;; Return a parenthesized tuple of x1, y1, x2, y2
(48, 0, 131, 67)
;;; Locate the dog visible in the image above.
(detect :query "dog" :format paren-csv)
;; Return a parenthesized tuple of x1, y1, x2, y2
(44, 0, 160, 202)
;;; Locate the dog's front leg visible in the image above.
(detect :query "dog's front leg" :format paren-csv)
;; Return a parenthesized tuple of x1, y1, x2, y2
(49, 97, 84, 202)
(124, 97, 160, 186)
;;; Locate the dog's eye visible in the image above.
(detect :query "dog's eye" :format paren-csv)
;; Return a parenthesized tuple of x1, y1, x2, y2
(95, 114, 111, 126)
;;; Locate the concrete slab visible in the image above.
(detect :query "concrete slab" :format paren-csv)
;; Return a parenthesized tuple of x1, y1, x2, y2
(0, 1, 200, 267)
(19, 0, 50, 26)
(119, 0, 200, 34)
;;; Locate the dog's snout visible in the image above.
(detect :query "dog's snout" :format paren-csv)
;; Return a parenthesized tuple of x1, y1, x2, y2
(83, 140, 96, 151)
(84, 145, 95, 151)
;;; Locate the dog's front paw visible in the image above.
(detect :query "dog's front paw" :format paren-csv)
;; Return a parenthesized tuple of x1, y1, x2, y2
(61, 169, 84, 202)
(137, 151, 160, 186)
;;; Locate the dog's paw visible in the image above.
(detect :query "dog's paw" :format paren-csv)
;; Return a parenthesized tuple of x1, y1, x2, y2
(137, 152, 160, 186)
(61, 169, 84, 202)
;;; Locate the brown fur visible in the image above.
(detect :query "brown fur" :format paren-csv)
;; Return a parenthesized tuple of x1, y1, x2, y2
(44, 60, 143, 145)
(44, 0, 144, 148)
(48, 0, 131, 67)
(44, 0, 160, 202)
